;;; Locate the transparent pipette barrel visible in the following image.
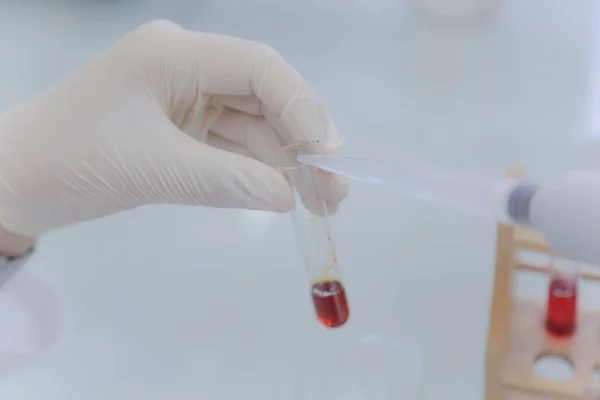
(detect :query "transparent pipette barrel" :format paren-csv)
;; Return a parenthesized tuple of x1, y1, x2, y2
(276, 143, 350, 329)
(297, 155, 523, 225)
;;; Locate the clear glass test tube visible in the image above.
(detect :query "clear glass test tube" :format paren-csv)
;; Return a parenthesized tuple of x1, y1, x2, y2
(276, 143, 350, 329)
(545, 257, 580, 337)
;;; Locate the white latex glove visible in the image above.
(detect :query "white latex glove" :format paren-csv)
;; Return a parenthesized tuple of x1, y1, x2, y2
(0, 20, 348, 237)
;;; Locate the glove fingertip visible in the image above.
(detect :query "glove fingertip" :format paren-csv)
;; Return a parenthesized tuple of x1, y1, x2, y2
(325, 200, 340, 215)
(316, 170, 349, 204)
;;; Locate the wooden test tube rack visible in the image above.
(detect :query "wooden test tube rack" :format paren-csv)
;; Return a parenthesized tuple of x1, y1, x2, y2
(486, 167, 600, 400)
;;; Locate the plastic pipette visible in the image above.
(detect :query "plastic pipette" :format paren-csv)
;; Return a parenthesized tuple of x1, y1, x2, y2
(297, 155, 600, 267)
(297, 155, 521, 224)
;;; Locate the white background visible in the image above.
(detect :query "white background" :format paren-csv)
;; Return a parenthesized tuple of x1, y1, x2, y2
(0, 0, 599, 398)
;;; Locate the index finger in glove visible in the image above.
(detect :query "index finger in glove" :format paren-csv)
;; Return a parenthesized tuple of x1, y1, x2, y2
(209, 108, 348, 207)
(180, 32, 342, 152)
(169, 27, 348, 210)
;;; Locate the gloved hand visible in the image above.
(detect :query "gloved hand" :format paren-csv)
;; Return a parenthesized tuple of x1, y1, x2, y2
(0, 20, 348, 237)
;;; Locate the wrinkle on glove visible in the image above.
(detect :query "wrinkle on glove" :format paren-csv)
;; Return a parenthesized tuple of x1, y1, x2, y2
(0, 20, 347, 236)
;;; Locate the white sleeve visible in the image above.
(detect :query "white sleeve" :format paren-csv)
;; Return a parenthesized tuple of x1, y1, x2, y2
(0, 246, 34, 291)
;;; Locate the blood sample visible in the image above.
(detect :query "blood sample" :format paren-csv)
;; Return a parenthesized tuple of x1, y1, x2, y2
(276, 143, 351, 329)
(311, 280, 350, 328)
(545, 269, 578, 337)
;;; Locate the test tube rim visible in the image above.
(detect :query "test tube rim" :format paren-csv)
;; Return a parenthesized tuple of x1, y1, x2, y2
(275, 143, 314, 171)
(550, 257, 582, 281)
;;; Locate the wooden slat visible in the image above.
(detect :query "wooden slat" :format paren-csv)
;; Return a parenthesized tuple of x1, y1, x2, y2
(501, 301, 600, 400)
(486, 222, 515, 400)
(513, 227, 548, 253)
(486, 166, 524, 400)
(515, 263, 600, 282)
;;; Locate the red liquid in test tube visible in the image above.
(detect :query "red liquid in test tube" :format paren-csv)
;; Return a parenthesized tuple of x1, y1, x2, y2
(311, 280, 350, 328)
(545, 274, 577, 337)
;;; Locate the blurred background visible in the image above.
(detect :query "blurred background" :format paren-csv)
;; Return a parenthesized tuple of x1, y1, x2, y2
(0, 0, 599, 399)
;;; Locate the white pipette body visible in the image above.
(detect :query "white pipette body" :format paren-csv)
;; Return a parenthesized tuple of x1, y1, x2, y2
(525, 171, 600, 267)
(298, 155, 600, 267)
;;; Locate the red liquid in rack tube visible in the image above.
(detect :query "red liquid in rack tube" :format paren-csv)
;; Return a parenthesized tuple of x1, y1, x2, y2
(545, 275, 577, 337)
(311, 280, 350, 328)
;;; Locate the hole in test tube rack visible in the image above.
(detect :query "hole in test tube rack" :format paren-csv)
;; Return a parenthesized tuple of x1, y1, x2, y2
(534, 354, 575, 382)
